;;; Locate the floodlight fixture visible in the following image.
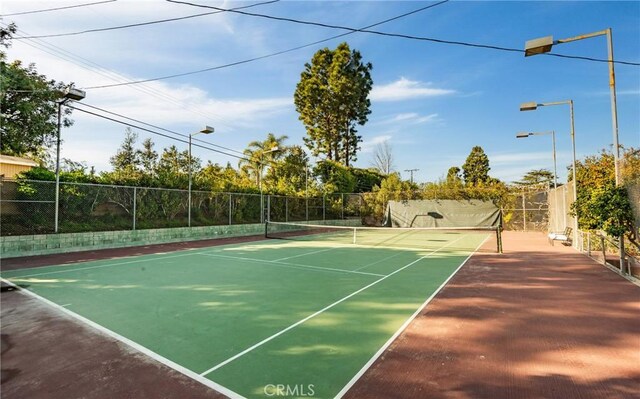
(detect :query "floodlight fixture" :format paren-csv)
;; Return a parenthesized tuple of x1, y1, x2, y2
(63, 87, 86, 101)
(524, 36, 555, 57)
(519, 102, 538, 112)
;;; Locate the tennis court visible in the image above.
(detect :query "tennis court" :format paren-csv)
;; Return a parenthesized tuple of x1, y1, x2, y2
(0, 223, 495, 398)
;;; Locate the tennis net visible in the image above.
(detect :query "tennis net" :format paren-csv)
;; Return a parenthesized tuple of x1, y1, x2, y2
(265, 221, 502, 253)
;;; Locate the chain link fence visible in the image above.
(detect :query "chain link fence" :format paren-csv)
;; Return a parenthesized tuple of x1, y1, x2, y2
(501, 186, 549, 231)
(0, 179, 364, 236)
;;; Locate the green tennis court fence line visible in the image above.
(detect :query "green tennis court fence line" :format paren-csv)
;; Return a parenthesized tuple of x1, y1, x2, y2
(265, 221, 503, 253)
(0, 179, 364, 236)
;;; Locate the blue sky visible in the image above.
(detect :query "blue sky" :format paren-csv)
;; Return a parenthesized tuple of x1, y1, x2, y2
(3, 0, 639, 184)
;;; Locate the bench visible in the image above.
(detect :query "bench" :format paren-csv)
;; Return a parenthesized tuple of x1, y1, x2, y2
(548, 227, 572, 246)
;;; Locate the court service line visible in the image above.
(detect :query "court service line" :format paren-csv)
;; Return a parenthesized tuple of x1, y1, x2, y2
(272, 247, 338, 262)
(351, 251, 408, 272)
(196, 252, 384, 277)
(199, 234, 470, 377)
(335, 235, 490, 398)
(0, 277, 246, 399)
(3, 252, 197, 279)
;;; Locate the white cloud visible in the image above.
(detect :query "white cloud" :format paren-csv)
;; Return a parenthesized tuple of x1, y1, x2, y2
(376, 112, 441, 126)
(360, 135, 392, 153)
(370, 77, 455, 102)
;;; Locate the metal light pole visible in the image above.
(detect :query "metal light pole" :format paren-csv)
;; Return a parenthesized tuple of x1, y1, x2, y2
(188, 126, 214, 227)
(515, 131, 557, 189)
(520, 101, 577, 242)
(54, 86, 86, 233)
(260, 146, 279, 223)
(525, 29, 625, 272)
(524, 28, 620, 185)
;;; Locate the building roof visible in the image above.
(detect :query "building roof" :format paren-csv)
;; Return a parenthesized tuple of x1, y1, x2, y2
(0, 155, 39, 167)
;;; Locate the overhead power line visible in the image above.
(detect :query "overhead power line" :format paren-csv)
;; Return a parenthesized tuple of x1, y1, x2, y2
(74, 102, 247, 157)
(0, 0, 116, 17)
(67, 104, 251, 162)
(83, 0, 449, 89)
(5, 23, 245, 129)
(12, 0, 279, 39)
(167, 0, 640, 67)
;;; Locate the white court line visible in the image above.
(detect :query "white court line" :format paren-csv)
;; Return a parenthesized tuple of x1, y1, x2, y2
(351, 251, 408, 272)
(3, 252, 196, 279)
(273, 247, 338, 262)
(199, 234, 470, 377)
(0, 278, 246, 399)
(197, 252, 384, 277)
(335, 235, 490, 398)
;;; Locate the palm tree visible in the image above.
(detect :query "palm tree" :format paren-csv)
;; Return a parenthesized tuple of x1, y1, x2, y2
(238, 133, 288, 187)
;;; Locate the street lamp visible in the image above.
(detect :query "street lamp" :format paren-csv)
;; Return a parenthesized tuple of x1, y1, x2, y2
(520, 100, 578, 240)
(524, 29, 620, 186)
(515, 131, 557, 189)
(54, 86, 86, 233)
(188, 126, 214, 227)
(260, 146, 279, 223)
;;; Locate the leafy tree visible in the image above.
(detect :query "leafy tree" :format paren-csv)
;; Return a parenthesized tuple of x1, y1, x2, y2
(156, 145, 198, 189)
(514, 169, 555, 187)
(110, 128, 140, 171)
(351, 167, 385, 193)
(621, 147, 640, 184)
(446, 166, 463, 187)
(294, 42, 373, 166)
(266, 145, 311, 195)
(462, 146, 490, 186)
(314, 160, 357, 193)
(362, 173, 419, 223)
(1, 23, 75, 156)
(138, 137, 158, 178)
(571, 149, 634, 240)
(238, 133, 288, 188)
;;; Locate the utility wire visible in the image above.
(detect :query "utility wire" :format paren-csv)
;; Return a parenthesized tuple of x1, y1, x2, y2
(1, 0, 116, 17)
(74, 102, 247, 156)
(12, 0, 279, 39)
(83, 0, 449, 89)
(67, 104, 251, 162)
(168, 0, 640, 67)
(6, 24, 243, 130)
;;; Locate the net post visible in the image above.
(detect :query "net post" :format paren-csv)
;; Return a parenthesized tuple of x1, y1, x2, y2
(496, 227, 503, 254)
(264, 221, 268, 238)
(353, 227, 357, 244)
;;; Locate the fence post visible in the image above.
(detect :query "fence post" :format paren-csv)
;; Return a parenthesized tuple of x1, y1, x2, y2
(267, 195, 271, 222)
(133, 186, 137, 231)
(285, 197, 288, 222)
(228, 193, 232, 225)
(600, 235, 606, 265)
(341, 193, 344, 219)
(306, 197, 309, 222)
(522, 192, 526, 232)
(323, 196, 326, 221)
(587, 232, 591, 256)
(620, 238, 626, 274)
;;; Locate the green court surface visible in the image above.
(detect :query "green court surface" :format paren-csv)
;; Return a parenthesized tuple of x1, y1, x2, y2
(1, 230, 490, 398)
